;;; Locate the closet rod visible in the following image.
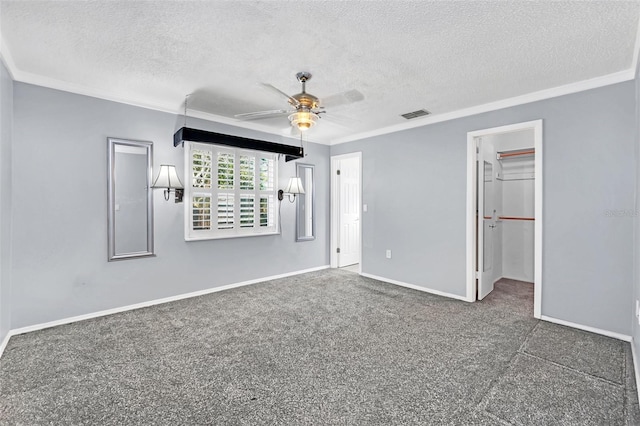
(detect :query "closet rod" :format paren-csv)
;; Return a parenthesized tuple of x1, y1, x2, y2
(482, 216, 534, 221)
(499, 216, 534, 221)
(497, 149, 535, 159)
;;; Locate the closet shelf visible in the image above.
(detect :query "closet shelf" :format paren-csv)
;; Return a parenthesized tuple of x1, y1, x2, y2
(496, 171, 535, 181)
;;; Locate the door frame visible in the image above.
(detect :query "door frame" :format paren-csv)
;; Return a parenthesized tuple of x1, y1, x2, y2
(466, 120, 543, 318)
(331, 152, 362, 271)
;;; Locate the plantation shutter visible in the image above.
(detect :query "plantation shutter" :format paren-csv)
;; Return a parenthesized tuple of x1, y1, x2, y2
(186, 142, 278, 240)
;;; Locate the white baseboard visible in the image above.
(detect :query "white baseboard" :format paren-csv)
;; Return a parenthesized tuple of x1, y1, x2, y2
(5, 265, 330, 347)
(631, 339, 640, 404)
(540, 315, 632, 342)
(0, 331, 11, 358)
(502, 275, 534, 284)
(360, 273, 472, 302)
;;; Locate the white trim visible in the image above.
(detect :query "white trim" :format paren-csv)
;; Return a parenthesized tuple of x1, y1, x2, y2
(361, 273, 472, 302)
(0, 38, 17, 80)
(331, 71, 632, 146)
(540, 315, 631, 342)
(0, 332, 11, 358)
(13, 69, 181, 115)
(533, 120, 543, 319)
(330, 152, 362, 269)
(501, 275, 534, 283)
(465, 137, 477, 303)
(466, 120, 543, 318)
(0, 48, 308, 146)
(4, 265, 329, 345)
(633, 11, 640, 77)
(1, 32, 634, 148)
(631, 339, 640, 406)
(0, 53, 304, 146)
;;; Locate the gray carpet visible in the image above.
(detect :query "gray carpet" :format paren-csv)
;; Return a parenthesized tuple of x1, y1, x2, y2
(0, 270, 637, 425)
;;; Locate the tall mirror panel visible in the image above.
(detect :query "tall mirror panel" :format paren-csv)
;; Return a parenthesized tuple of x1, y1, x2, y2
(107, 138, 154, 261)
(296, 163, 315, 242)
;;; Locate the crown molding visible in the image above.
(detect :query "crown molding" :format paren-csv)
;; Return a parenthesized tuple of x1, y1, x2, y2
(9, 66, 180, 115)
(1, 35, 636, 148)
(633, 11, 640, 77)
(3, 55, 311, 145)
(3, 56, 305, 145)
(0, 36, 16, 80)
(329, 69, 635, 145)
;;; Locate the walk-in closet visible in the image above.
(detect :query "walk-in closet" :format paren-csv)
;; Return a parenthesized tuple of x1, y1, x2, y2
(478, 128, 535, 299)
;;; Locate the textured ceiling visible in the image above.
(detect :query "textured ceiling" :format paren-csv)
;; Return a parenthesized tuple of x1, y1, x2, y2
(1, 1, 639, 144)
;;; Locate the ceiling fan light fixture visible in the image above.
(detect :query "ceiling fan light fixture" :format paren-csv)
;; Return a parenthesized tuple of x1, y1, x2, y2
(288, 111, 318, 131)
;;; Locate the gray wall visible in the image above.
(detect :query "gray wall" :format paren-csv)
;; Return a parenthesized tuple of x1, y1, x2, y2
(7, 78, 637, 337)
(11, 82, 330, 329)
(0, 61, 12, 344)
(332, 81, 636, 336)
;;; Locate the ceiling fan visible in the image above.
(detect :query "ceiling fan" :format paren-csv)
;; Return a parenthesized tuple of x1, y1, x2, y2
(234, 71, 363, 133)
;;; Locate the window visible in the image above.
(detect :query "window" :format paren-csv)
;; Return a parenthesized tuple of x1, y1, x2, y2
(186, 142, 278, 240)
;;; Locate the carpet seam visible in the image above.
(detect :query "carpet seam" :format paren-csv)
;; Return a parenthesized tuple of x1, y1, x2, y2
(517, 351, 625, 388)
(474, 318, 541, 424)
(516, 320, 541, 354)
(478, 408, 515, 426)
(623, 343, 629, 426)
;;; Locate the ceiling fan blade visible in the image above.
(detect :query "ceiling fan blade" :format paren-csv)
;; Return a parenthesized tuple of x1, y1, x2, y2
(282, 125, 301, 137)
(261, 83, 300, 106)
(321, 114, 350, 128)
(319, 89, 364, 108)
(234, 109, 293, 120)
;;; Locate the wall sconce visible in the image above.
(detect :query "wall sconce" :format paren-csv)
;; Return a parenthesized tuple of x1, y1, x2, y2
(152, 164, 184, 203)
(278, 177, 305, 203)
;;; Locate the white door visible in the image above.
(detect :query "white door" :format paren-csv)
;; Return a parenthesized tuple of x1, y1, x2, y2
(478, 156, 496, 300)
(337, 156, 360, 267)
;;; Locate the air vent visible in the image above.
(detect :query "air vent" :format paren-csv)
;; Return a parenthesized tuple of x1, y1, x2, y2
(401, 109, 431, 120)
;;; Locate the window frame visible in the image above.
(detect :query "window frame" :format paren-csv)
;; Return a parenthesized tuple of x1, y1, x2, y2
(184, 141, 279, 241)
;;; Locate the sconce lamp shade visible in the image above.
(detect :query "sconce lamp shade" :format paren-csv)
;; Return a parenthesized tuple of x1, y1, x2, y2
(284, 177, 305, 195)
(152, 165, 184, 190)
(152, 164, 184, 203)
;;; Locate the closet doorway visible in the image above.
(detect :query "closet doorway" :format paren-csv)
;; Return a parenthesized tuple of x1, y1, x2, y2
(466, 120, 543, 318)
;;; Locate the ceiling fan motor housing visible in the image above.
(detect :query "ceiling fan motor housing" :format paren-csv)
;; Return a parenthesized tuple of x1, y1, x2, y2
(291, 72, 319, 110)
(291, 93, 319, 110)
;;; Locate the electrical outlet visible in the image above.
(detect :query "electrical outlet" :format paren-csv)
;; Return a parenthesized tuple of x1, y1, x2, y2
(386, 249, 392, 259)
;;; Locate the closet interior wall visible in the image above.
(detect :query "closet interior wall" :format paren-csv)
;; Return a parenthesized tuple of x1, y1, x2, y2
(493, 130, 535, 283)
